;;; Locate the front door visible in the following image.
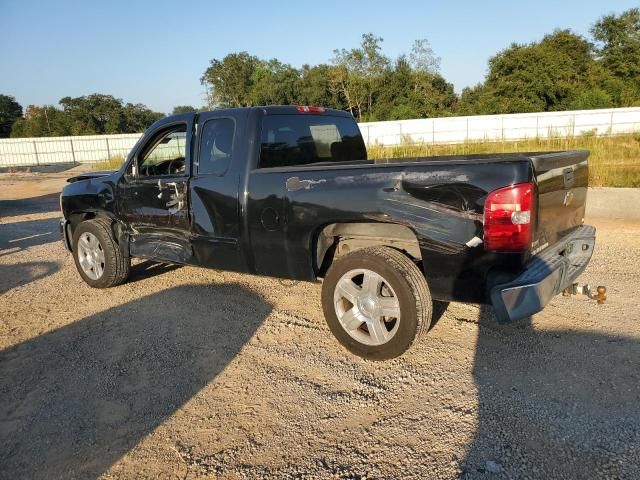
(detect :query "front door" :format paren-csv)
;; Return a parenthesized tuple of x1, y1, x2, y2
(118, 118, 194, 263)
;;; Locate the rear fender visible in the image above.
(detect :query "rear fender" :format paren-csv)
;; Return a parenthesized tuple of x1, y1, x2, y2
(315, 222, 421, 277)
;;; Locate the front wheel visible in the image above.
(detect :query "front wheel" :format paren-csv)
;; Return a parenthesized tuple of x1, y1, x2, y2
(321, 246, 433, 360)
(72, 218, 130, 288)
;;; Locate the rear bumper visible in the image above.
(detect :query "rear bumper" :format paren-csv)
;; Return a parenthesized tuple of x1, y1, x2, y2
(490, 225, 596, 323)
(60, 218, 72, 252)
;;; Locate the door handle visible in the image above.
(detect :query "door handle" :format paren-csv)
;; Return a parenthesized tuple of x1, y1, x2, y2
(156, 180, 185, 210)
(156, 180, 179, 198)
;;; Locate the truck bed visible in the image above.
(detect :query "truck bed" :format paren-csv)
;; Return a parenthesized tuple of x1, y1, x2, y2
(247, 149, 588, 302)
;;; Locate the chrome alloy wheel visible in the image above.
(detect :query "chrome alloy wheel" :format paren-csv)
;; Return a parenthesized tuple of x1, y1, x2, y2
(76, 231, 105, 280)
(333, 268, 401, 346)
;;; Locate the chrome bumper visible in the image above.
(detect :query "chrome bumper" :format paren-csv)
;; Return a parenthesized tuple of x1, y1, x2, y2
(490, 225, 596, 323)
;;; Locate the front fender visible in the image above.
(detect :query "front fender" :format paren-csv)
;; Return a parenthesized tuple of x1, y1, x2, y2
(61, 172, 119, 220)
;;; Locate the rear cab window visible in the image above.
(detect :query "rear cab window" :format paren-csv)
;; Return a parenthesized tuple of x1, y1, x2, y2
(259, 114, 367, 168)
(198, 118, 235, 176)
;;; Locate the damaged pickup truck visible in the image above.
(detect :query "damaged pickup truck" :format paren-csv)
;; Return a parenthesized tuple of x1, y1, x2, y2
(60, 106, 596, 360)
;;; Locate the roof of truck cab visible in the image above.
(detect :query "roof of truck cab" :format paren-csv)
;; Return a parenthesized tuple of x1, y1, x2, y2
(198, 105, 354, 117)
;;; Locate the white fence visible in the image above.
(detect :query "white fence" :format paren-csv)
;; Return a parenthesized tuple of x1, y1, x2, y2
(359, 107, 640, 146)
(1, 107, 640, 167)
(0, 133, 142, 168)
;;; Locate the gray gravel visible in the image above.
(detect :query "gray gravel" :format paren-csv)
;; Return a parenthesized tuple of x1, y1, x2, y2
(1, 172, 639, 479)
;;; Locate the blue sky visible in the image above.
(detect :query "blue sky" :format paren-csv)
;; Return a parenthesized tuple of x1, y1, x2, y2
(1, 0, 637, 114)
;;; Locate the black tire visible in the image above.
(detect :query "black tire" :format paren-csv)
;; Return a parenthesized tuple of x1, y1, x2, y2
(72, 218, 130, 288)
(321, 246, 433, 361)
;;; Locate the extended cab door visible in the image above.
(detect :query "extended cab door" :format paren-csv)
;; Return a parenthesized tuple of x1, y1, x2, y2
(118, 115, 195, 263)
(246, 108, 368, 280)
(188, 110, 247, 272)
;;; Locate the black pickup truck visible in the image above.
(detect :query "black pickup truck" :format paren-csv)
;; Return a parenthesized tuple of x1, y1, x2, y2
(60, 106, 595, 360)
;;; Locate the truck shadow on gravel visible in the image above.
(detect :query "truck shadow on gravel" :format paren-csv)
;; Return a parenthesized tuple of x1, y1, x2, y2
(0, 192, 61, 216)
(462, 305, 640, 479)
(0, 283, 272, 480)
(0, 261, 60, 295)
(0, 217, 60, 255)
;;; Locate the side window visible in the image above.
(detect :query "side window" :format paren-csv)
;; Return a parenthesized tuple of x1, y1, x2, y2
(198, 118, 235, 176)
(138, 125, 187, 177)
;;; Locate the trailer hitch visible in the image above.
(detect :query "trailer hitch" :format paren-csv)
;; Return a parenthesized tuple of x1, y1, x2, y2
(562, 283, 607, 304)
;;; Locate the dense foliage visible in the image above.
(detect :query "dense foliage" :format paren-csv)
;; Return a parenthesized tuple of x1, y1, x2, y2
(200, 35, 455, 121)
(459, 14, 640, 115)
(2, 8, 639, 137)
(0, 95, 23, 138)
(201, 9, 640, 119)
(171, 105, 197, 115)
(8, 94, 164, 138)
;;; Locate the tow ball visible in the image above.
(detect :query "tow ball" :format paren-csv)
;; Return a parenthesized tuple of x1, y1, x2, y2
(562, 283, 607, 304)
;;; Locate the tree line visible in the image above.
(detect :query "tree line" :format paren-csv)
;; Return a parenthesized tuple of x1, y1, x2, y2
(200, 8, 640, 120)
(1, 8, 638, 138)
(0, 94, 167, 139)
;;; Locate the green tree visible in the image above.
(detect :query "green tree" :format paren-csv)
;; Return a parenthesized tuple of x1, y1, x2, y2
(10, 94, 163, 137)
(201, 52, 259, 108)
(569, 88, 614, 110)
(374, 55, 456, 120)
(57, 94, 163, 135)
(120, 102, 164, 132)
(373, 56, 419, 120)
(331, 33, 390, 120)
(171, 105, 196, 115)
(298, 64, 344, 109)
(10, 105, 67, 137)
(459, 30, 597, 114)
(0, 94, 23, 138)
(249, 59, 300, 105)
(409, 39, 441, 74)
(59, 94, 125, 134)
(592, 8, 640, 82)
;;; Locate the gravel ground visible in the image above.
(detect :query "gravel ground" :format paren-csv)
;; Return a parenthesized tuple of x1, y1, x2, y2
(1, 170, 639, 480)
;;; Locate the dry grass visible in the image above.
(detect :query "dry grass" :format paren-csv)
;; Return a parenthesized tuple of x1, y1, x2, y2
(93, 155, 125, 171)
(368, 134, 640, 188)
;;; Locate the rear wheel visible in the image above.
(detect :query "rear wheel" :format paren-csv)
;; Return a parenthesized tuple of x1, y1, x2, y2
(72, 219, 130, 288)
(321, 246, 433, 360)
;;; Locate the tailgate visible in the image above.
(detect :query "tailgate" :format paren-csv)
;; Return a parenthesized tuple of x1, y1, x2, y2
(529, 150, 589, 252)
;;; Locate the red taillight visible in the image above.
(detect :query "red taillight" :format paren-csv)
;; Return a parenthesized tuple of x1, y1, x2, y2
(483, 182, 534, 252)
(296, 105, 325, 113)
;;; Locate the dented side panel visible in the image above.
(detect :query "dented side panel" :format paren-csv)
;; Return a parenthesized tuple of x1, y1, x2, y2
(247, 160, 531, 301)
(61, 172, 120, 227)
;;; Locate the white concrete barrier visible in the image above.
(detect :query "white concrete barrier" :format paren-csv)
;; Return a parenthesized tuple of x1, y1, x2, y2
(359, 107, 640, 146)
(1, 107, 640, 167)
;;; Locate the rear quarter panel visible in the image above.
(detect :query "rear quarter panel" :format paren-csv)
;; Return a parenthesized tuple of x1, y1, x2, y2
(248, 159, 532, 302)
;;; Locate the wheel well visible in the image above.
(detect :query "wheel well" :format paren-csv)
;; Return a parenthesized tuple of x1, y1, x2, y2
(68, 212, 121, 243)
(315, 222, 421, 278)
